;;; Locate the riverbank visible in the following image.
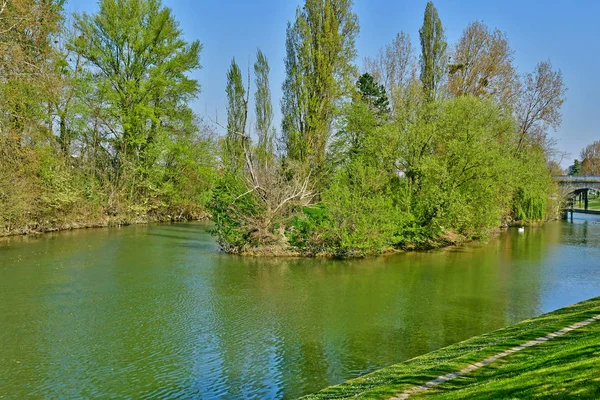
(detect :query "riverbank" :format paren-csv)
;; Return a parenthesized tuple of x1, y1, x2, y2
(0, 216, 544, 256)
(234, 233, 462, 258)
(0, 212, 210, 238)
(233, 222, 552, 258)
(301, 297, 600, 399)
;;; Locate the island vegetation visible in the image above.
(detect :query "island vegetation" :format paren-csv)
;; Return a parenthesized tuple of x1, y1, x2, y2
(211, 1, 567, 256)
(1, 0, 568, 257)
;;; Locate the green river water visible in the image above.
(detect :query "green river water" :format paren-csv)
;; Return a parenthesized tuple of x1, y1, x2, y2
(1, 214, 600, 399)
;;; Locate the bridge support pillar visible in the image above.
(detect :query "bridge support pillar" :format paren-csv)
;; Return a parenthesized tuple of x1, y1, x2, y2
(584, 189, 589, 211)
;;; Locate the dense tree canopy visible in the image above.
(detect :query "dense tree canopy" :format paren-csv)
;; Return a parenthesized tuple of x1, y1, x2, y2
(1, 0, 216, 235)
(211, 0, 565, 257)
(0, 0, 569, 258)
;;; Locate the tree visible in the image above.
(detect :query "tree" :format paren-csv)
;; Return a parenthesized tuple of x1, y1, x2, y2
(211, 52, 315, 252)
(331, 74, 391, 165)
(363, 32, 415, 112)
(547, 161, 565, 176)
(0, 0, 64, 137)
(225, 58, 248, 172)
(580, 141, 600, 175)
(0, 0, 65, 232)
(254, 49, 275, 164)
(49, 21, 91, 157)
(419, 1, 447, 102)
(356, 73, 390, 117)
(515, 61, 566, 153)
(569, 160, 582, 176)
(73, 0, 202, 177)
(281, 0, 359, 168)
(410, 96, 520, 232)
(448, 21, 518, 106)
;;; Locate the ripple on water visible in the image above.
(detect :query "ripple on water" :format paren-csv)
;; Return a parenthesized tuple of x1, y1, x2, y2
(2, 221, 600, 398)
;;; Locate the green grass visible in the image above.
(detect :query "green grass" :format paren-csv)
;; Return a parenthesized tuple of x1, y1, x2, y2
(301, 297, 600, 399)
(588, 197, 600, 211)
(574, 196, 600, 211)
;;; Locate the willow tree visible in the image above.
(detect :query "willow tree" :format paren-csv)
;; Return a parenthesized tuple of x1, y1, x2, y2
(281, 0, 359, 168)
(419, 1, 447, 101)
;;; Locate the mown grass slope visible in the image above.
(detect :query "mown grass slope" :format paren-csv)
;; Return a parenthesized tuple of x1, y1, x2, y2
(301, 297, 600, 399)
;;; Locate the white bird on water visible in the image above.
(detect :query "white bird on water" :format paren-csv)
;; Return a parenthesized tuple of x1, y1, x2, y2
(518, 227, 525, 233)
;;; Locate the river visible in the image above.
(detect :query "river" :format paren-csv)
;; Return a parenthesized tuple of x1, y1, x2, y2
(1, 214, 600, 399)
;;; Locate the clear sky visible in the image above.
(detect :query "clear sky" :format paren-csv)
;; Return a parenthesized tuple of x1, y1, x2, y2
(66, 0, 600, 168)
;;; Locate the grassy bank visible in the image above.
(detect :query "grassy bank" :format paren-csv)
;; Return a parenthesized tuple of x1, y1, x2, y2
(301, 297, 600, 399)
(581, 197, 600, 211)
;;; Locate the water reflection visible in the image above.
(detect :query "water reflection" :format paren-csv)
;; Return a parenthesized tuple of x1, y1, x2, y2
(1, 216, 600, 398)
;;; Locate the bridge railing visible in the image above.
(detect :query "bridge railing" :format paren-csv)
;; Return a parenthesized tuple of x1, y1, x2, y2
(553, 175, 600, 183)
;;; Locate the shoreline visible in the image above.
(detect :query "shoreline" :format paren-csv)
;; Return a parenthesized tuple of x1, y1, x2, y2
(1, 216, 559, 257)
(229, 220, 558, 258)
(0, 213, 211, 239)
(301, 296, 600, 399)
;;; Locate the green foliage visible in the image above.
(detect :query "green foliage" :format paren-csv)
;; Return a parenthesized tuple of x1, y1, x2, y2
(408, 97, 515, 237)
(569, 159, 582, 176)
(511, 149, 551, 221)
(419, 1, 447, 101)
(73, 0, 202, 160)
(254, 49, 275, 163)
(210, 172, 261, 253)
(215, 84, 555, 257)
(69, 0, 213, 217)
(0, 0, 215, 236)
(2, 0, 560, 257)
(286, 205, 331, 253)
(356, 73, 390, 117)
(320, 160, 408, 256)
(225, 58, 247, 172)
(331, 75, 396, 168)
(281, 0, 359, 168)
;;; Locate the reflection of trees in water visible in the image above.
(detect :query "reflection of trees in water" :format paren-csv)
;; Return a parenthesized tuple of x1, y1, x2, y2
(1, 223, 223, 398)
(496, 226, 554, 324)
(2, 222, 576, 399)
(207, 234, 551, 398)
(564, 217, 600, 247)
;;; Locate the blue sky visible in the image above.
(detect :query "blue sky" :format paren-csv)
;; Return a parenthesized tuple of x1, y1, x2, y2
(67, 0, 600, 167)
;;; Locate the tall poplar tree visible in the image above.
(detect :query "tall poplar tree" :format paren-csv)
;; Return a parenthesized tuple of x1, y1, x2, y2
(419, 2, 447, 101)
(281, 0, 359, 168)
(254, 49, 274, 163)
(225, 58, 247, 172)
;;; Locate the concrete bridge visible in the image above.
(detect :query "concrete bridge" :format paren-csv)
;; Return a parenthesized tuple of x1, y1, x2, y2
(553, 175, 600, 211)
